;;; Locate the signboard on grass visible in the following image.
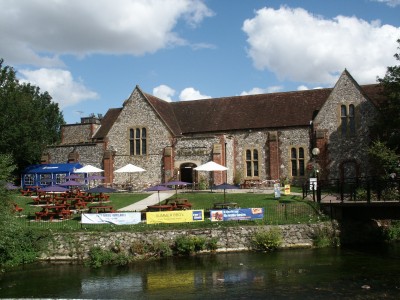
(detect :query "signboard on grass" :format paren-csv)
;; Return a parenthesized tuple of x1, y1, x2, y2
(81, 212, 141, 225)
(146, 210, 204, 224)
(210, 208, 264, 222)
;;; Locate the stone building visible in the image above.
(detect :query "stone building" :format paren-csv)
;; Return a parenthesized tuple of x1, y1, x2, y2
(42, 70, 383, 189)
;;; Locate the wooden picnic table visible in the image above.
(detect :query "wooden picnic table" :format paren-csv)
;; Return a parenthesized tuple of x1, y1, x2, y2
(166, 198, 192, 210)
(35, 204, 72, 221)
(147, 204, 175, 212)
(88, 205, 115, 213)
(212, 202, 238, 210)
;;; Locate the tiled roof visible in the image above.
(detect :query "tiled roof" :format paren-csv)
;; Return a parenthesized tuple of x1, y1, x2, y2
(171, 89, 332, 134)
(92, 108, 122, 140)
(94, 83, 383, 138)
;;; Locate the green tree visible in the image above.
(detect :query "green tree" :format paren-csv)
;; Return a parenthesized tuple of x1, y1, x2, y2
(373, 39, 400, 153)
(0, 59, 65, 176)
(368, 141, 399, 179)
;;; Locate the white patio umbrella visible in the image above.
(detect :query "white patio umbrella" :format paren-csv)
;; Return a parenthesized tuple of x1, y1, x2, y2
(194, 161, 228, 171)
(114, 163, 146, 187)
(194, 161, 228, 191)
(114, 164, 146, 173)
(74, 165, 104, 173)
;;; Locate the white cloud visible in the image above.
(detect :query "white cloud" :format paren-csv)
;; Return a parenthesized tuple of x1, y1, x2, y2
(153, 85, 175, 102)
(242, 6, 400, 85)
(0, 0, 214, 66)
(179, 87, 211, 101)
(240, 85, 283, 95)
(18, 68, 98, 108)
(371, 0, 400, 7)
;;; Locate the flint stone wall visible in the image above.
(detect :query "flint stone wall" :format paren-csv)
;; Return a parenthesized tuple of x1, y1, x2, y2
(42, 222, 337, 260)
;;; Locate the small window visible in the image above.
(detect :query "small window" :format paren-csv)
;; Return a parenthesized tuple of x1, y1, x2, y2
(291, 147, 305, 177)
(24, 174, 34, 186)
(245, 148, 259, 177)
(340, 104, 356, 137)
(349, 104, 356, 135)
(341, 105, 347, 136)
(129, 127, 147, 156)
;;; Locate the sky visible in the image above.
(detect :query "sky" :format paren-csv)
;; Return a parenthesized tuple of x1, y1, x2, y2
(1, 0, 400, 124)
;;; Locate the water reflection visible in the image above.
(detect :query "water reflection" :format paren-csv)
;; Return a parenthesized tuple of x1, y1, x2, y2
(1, 244, 400, 299)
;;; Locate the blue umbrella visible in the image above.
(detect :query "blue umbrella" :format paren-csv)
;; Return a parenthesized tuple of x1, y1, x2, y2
(145, 185, 173, 206)
(162, 180, 192, 199)
(59, 180, 85, 187)
(214, 183, 239, 202)
(39, 185, 69, 192)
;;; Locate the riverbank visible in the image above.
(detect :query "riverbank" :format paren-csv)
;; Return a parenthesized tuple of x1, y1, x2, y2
(40, 222, 339, 261)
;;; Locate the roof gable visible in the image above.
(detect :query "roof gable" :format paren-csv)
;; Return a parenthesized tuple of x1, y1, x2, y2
(94, 72, 383, 138)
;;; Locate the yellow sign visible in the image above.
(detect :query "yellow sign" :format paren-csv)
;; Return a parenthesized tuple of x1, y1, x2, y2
(284, 184, 291, 195)
(146, 210, 204, 224)
(147, 271, 195, 290)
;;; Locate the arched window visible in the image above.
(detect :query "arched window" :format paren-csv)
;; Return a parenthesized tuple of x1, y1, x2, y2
(129, 127, 147, 156)
(245, 149, 259, 177)
(291, 147, 305, 177)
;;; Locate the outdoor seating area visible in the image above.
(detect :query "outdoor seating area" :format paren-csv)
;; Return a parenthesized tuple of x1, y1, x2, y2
(18, 185, 117, 221)
(87, 205, 115, 213)
(212, 202, 238, 210)
(35, 205, 73, 221)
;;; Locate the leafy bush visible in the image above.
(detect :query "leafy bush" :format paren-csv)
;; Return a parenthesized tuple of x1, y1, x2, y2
(174, 235, 206, 255)
(383, 220, 400, 241)
(312, 227, 339, 248)
(250, 228, 282, 251)
(86, 246, 131, 268)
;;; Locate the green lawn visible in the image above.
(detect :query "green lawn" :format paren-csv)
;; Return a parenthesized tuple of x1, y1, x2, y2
(9, 189, 326, 231)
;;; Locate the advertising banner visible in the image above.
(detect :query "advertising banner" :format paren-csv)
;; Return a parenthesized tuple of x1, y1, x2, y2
(146, 210, 204, 224)
(81, 212, 141, 225)
(210, 208, 264, 222)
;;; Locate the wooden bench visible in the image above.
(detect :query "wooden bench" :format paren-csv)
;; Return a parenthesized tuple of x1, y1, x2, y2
(35, 211, 57, 221)
(13, 203, 23, 213)
(240, 179, 260, 189)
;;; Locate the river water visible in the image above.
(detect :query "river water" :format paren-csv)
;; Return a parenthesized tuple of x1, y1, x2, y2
(1, 244, 399, 299)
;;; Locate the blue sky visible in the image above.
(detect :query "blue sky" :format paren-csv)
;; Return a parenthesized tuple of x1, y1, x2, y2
(1, 0, 400, 124)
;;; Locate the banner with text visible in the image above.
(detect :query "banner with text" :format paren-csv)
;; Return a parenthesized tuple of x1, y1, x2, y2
(81, 212, 141, 225)
(210, 208, 264, 222)
(146, 210, 204, 224)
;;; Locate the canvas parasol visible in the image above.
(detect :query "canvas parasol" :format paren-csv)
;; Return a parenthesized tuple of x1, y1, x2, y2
(194, 161, 228, 171)
(39, 185, 69, 192)
(162, 180, 192, 199)
(114, 163, 146, 187)
(86, 185, 116, 204)
(214, 183, 239, 202)
(65, 174, 82, 180)
(86, 186, 116, 193)
(59, 180, 85, 186)
(144, 185, 173, 206)
(74, 165, 104, 173)
(194, 161, 228, 191)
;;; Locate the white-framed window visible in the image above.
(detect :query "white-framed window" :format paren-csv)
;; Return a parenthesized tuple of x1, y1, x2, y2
(129, 128, 147, 156)
(24, 174, 34, 186)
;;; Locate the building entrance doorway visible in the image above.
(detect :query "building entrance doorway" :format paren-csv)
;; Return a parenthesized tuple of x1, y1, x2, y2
(180, 163, 196, 183)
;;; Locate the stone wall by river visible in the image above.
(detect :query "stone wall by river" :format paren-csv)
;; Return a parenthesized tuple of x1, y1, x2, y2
(41, 222, 338, 260)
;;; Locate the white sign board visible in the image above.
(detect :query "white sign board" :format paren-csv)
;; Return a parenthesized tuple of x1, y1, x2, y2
(81, 212, 141, 225)
(309, 178, 317, 190)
